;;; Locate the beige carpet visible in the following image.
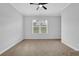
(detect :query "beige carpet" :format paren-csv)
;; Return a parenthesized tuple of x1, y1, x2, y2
(1, 39, 78, 56)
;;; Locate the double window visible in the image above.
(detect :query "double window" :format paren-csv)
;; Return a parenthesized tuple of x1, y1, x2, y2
(32, 20, 48, 34)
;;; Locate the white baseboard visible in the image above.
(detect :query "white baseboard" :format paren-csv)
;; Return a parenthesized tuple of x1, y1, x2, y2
(24, 38, 61, 39)
(61, 40, 79, 51)
(0, 39, 23, 55)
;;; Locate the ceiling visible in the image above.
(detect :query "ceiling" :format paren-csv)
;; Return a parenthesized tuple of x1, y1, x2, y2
(11, 3, 69, 16)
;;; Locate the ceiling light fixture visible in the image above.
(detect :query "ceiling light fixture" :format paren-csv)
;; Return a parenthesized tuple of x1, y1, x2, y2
(39, 5, 42, 7)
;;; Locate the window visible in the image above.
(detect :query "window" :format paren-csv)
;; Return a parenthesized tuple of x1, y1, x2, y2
(32, 20, 48, 34)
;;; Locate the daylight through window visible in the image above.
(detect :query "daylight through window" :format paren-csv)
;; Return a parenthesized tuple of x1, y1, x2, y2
(32, 20, 48, 34)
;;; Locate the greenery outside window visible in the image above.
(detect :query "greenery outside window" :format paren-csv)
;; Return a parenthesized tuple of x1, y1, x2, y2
(32, 20, 48, 34)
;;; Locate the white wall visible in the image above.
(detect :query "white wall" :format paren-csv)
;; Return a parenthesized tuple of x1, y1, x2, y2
(62, 3, 79, 51)
(24, 16, 61, 39)
(0, 3, 23, 54)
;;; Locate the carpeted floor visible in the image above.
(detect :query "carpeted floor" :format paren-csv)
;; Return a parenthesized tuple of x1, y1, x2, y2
(1, 39, 79, 56)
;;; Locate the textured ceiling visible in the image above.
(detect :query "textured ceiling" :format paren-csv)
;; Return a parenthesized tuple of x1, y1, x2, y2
(11, 3, 69, 16)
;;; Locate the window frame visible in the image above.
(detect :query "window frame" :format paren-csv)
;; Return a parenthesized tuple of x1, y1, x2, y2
(32, 20, 48, 34)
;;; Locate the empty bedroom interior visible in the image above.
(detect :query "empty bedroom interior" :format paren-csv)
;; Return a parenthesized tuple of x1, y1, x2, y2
(0, 3, 79, 56)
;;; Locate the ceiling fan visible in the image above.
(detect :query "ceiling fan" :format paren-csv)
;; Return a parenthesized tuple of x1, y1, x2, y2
(30, 3, 48, 10)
